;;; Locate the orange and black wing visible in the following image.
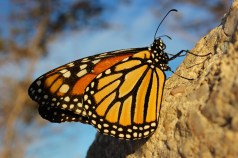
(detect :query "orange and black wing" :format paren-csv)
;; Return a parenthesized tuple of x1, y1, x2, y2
(28, 48, 142, 123)
(83, 50, 166, 139)
(28, 47, 166, 140)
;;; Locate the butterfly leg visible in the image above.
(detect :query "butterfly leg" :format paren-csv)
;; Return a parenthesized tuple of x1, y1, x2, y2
(169, 50, 189, 61)
(169, 50, 211, 61)
(167, 50, 211, 80)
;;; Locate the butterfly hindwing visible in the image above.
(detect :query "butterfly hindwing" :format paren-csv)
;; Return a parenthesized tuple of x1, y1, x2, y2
(83, 49, 166, 139)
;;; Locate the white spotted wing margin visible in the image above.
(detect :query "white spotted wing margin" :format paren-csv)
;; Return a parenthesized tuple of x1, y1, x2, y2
(83, 52, 166, 140)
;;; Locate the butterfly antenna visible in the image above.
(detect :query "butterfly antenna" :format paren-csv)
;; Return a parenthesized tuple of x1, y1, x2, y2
(159, 35, 172, 40)
(154, 9, 178, 40)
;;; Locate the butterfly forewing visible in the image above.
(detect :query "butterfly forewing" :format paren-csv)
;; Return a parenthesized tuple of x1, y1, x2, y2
(28, 49, 140, 123)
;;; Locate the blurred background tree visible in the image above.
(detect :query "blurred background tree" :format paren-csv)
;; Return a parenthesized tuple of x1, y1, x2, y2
(0, 0, 231, 157)
(0, 1, 106, 157)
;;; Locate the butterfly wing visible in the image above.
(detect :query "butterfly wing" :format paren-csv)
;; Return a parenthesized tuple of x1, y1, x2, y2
(29, 47, 166, 140)
(83, 49, 166, 139)
(28, 48, 143, 123)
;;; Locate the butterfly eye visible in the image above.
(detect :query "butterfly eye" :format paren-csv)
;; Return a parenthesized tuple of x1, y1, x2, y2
(161, 42, 166, 50)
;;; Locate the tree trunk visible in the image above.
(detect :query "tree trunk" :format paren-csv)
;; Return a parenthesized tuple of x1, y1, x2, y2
(87, 1, 238, 157)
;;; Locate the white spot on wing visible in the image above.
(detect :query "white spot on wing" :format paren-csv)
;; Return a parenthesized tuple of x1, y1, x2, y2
(82, 58, 89, 62)
(62, 104, 67, 108)
(75, 109, 82, 113)
(104, 129, 109, 133)
(77, 103, 82, 107)
(73, 98, 78, 102)
(67, 62, 74, 67)
(105, 69, 111, 74)
(151, 122, 156, 127)
(64, 96, 70, 102)
(144, 131, 150, 136)
(144, 125, 150, 129)
(103, 123, 109, 127)
(84, 95, 88, 100)
(80, 64, 87, 70)
(69, 104, 74, 109)
(133, 132, 138, 137)
(98, 124, 102, 129)
(63, 71, 71, 78)
(119, 134, 124, 138)
(91, 82, 95, 87)
(92, 59, 100, 64)
(59, 84, 69, 93)
(36, 80, 41, 86)
(91, 120, 96, 124)
(76, 69, 87, 78)
(60, 69, 68, 74)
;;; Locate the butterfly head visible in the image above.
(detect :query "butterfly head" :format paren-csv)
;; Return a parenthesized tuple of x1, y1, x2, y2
(149, 8, 177, 71)
(148, 37, 169, 71)
(153, 37, 166, 51)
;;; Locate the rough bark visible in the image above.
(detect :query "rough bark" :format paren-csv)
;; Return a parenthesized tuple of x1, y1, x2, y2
(87, 1, 238, 157)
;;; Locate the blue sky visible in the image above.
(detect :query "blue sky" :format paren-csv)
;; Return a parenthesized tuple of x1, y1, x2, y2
(0, 0, 224, 158)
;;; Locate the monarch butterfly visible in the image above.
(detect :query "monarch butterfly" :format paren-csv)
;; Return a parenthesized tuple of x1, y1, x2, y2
(28, 9, 195, 140)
